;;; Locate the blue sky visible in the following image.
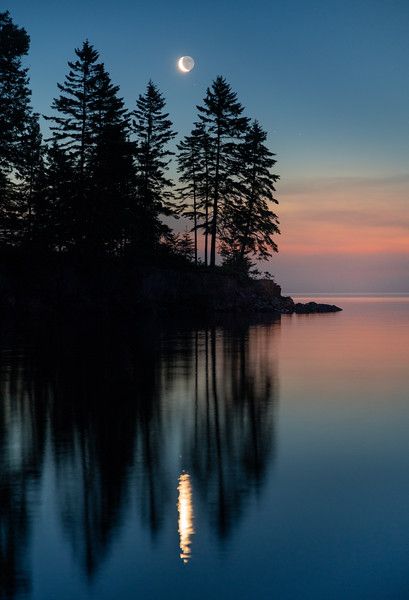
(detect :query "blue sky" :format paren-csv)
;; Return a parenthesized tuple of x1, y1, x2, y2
(7, 0, 409, 291)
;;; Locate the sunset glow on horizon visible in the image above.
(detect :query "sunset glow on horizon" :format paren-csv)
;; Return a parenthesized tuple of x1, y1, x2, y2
(273, 172, 409, 292)
(279, 175, 409, 254)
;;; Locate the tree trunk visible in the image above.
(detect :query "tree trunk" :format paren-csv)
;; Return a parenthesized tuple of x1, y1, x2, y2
(204, 151, 209, 267)
(204, 202, 208, 267)
(193, 177, 198, 266)
(210, 131, 220, 267)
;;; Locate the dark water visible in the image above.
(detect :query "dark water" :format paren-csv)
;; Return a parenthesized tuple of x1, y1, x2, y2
(0, 296, 408, 600)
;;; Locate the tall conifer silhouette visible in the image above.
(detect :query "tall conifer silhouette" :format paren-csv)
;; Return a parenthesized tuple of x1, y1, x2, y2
(45, 41, 100, 247)
(177, 122, 214, 266)
(196, 77, 248, 267)
(0, 11, 32, 241)
(46, 41, 99, 180)
(46, 42, 135, 252)
(220, 120, 280, 269)
(0, 11, 31, 173)
(132, 81, 176, 254)
(14, 113, 45, 244)
(88, 63, 135, 253)
(177, 129, 200, 265)
(42, 142, 76, 251)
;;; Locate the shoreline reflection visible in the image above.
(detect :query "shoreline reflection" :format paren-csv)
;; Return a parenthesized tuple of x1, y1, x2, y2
(0, 313, 280, 598)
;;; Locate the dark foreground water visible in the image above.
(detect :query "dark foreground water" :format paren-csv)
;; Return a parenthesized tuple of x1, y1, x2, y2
(0, 296, 408, 600)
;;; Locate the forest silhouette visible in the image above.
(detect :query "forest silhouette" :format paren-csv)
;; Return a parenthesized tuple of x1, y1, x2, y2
(0, 11, 280, 278)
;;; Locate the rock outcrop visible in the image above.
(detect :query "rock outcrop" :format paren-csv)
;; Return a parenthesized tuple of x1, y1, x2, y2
(293, 301, 342, 314)
(0, 255, 342, 315)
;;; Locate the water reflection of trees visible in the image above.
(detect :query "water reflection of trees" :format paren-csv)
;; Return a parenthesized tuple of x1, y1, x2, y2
(0, 314, 279, 597)
(182, 320, 279, 538)
(0, 331, 47, 599)
(49, 321, 142, 576)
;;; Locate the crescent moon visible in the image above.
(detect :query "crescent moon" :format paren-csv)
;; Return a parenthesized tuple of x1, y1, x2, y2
(178, 57, 189, 73)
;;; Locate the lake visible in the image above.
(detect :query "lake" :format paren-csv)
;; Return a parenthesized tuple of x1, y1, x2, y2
(0, 296, 408, 599)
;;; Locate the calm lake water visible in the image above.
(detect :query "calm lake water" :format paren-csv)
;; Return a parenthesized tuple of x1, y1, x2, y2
(1, 296, 408, 600)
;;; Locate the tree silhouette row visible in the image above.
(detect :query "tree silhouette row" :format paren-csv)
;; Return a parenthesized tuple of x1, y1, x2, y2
(0, 11, 280, 272)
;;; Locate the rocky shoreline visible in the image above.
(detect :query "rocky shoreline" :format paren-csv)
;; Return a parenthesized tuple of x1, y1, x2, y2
(130, 270, 343, 315)
(292, 301, 342, 314)
(267, 296, 342, 315)
(0, 259, 342, 315)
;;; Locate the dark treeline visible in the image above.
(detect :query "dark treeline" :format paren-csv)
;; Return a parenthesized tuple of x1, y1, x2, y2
(0, 11, 280, 274)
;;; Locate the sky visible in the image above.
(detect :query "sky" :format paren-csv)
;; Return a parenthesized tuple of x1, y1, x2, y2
(8, 0, 409, 292)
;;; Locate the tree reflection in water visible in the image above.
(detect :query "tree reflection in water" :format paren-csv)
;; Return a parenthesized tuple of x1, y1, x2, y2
(181, 320, 279, 539)
(0, 313, 279, 597)
(0, 340, 47, 599)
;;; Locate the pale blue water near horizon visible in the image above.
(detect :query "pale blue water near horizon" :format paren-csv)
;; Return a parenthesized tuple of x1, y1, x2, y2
(0, 295, 408, 599)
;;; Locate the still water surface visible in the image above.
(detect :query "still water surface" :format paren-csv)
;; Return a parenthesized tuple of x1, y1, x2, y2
(0, 296, 408, 599)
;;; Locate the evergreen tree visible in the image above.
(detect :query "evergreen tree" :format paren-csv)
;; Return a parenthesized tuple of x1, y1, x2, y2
(177, 129, 200, 265)
(45, 40, 101, 248)
(88, 64, 135, 253)
(220, 120, 280, 269)
(196, 123, 213, 266)
(46, 42, 135, 253)
(41, 142, 76, 251)
(0, 11, 31, 175)
(46, 41, 100, 180)
(177, 227, 195, 263)
(0, 11, 32, 244)
(196, 76, 249, 267)
(14, 113, 46, 244)
(132, 81, 176, 254)
(0, 176, 19, 244)
(177, 122, 214, 266)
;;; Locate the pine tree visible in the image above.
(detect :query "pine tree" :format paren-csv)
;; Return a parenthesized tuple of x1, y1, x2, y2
(46, 42, 135, 253)
(14, 113, 46, 244)
(132, 81, 176, 254)
(88, 64, 135, 253)
(41, 142, 76, 251)
(45, 41, 100, 248)
(196, 76, 249, 267)
(46, 41, 100, 180)
(196, 123, 213, 266)
(220, 120, 280, 269)
(0, 11, 31, 175)
(0, 11, 32, 244)
(177, 130, 200, 265)
(177, 227, 195, 263)
(177, 122, 214, 267)
(0, 176, 19, 244)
